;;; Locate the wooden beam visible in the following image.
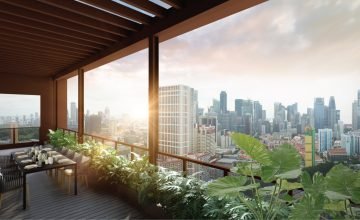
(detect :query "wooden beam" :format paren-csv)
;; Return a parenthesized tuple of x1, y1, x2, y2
(148, 35, 159, 165)
(0, 13, 113, 46)
(121, 0, 168, 17)
(1, 0, 130, 37)
(38, 0, 141, 31)
(0, 2, 120, 41)
(78, 69, 84, 144)
(80, 0, 152, 25)
(161, 0, 183, 9)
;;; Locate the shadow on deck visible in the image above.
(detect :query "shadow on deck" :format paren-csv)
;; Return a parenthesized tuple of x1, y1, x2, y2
(0, 171, 146, 219)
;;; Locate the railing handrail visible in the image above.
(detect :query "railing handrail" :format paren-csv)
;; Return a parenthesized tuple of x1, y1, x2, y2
(0, 126, 40, 129)
(58, 127, 231, 175)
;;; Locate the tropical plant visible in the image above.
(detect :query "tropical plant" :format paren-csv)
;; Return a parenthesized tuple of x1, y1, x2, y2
(47, 129, 76, 148)
(207, 133, 302, 220)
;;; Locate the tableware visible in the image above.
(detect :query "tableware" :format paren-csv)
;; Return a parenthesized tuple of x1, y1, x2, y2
(20, 159, 33, 163)
(48, 157, 54, 165)
(17, 155, 28, 159)
(24, 164, 38, 169)
(14, 151, 25, 155)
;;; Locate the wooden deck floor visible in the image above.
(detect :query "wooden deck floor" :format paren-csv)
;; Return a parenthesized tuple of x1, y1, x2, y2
(0, 161, 146, 219)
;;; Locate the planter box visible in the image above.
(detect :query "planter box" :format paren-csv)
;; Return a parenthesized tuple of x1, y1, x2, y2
(86, 170, 169, 219)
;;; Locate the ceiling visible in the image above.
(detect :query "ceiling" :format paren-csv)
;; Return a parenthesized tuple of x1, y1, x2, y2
(0, 0, 264, 79)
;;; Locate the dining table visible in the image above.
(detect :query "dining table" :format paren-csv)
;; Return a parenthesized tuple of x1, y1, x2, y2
(12, 148, 77, 210)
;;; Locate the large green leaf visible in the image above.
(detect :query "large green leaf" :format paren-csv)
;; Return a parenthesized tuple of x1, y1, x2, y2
(279, 179, 303, 191)
(206, 176, 259, 198)
(301, 172, 326, 198)
(289, 193, 324, 220)
(261, 144, 302, 182)
(232, 133, 271, 165)
(232, 161, 262, 177)
(325, 164, 360, 204)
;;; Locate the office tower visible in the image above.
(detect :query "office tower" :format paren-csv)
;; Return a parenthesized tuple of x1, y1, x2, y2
(350, 131, 360, 155)
(85, 114, 102, 134)
(287, 103, 298, 128)
(307, 108, 314, 128)
(220, 91, 227, 113)
(314, 98, 325, 131)
(193, 123, 216, 154)
(273, 102, 286, 132)
(328, 96, 337, 131)
(159, 85, 197, 156)
(253, 101, 263, 134)
(244, 114, 253, 135)
(262, 110, 266, 121)
(235, 99, 244, 116)
(211, 99, 220, 114)
(318, 128, 333, 152)
(334, 121, 344, 140)
(70, 102, 77, 125)
(353, 101, 358, 130)
(341, 134, 351, 155)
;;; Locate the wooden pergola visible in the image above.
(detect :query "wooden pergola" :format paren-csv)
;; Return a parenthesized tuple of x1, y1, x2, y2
(0, 0, 265, 163)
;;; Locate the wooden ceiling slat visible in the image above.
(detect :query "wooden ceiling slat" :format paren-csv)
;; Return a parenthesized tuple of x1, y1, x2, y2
(161, 0, 183, 9)
(0, 46, 77, 62)
(80, 0, 153, 25)
(0, 40, 86, 59)
(38, 0, 141, 32)
(0, 3, 120, 41)
(0, 13, 112, 47)
(2, 0, 130, 37)
(0, 59, 66, 69)
(1, 50, 75, 65)
(0, 29, 99, 53)
(0, 20, 104, 50)
(0, 35, 91, 57)
(121, 0, 168, 18)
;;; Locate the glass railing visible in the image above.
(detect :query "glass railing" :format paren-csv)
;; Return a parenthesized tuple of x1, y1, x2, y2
(0, 127, 40, 145)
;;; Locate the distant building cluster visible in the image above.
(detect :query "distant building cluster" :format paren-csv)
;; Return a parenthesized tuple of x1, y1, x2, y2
(66, 87, 360, 178)
(0, 112, 40, 128)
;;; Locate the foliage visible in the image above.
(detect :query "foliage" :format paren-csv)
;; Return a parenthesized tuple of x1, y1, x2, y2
(208, 133, 360, 220)
(47, 129, 76, 148)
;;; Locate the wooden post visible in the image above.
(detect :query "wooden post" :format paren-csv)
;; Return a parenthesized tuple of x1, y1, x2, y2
(148, 35, 159, 165)
(78, 68, 84, 144)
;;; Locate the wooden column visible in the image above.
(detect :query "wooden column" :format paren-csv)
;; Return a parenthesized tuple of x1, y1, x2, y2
(78, 69, 84, 144)
(148, 36, 159, 164)
(56, 79, 67, 129)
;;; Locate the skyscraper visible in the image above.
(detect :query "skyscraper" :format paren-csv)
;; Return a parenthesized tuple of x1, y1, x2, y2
(235, 99, 244, 116)
(352, 90, 360, 131)
(220, 91, 227, 113)
(318, 128, 333, 152)
(287, 103, 298, 128)
(328, 96, 337, 131)
(314, 98, 325, 131)
(159, 85, 198, 156)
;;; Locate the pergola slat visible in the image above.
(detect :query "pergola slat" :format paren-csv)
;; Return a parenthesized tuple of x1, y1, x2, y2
(0, 29, 99, 53)
(0, 13, 113, 47)
(1, 0, 130, 37)
(80, 0, 153, 25)
(0, 21, 104, 50)
(38, 0, 141, 31)
(1, 53, 74, 66)
(0, 40, 87, 59)
(161, 0, 183, 9)
(0, 36, 92, 57)
(121, 0, 168, 18)
(0, 3, 120, 41)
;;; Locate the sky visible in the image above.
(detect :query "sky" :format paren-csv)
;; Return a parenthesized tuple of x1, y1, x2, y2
(0, 94, 40, 117)
(64, 0, 360, 123)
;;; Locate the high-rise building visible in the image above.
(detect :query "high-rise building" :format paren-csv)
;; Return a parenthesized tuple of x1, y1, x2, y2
(328, 96, 337, 131)
(314, 98, 325, 131)
(287, 103, 298, 128)
(220, 91, 227, 113)
(350, 131, 360, 155)
(211, 99, 220, 114)
(341, 134, 351, 155)
(318, 128, 333, 152)
(159, 85, 197, 156)
(235, 99, 244, 117)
